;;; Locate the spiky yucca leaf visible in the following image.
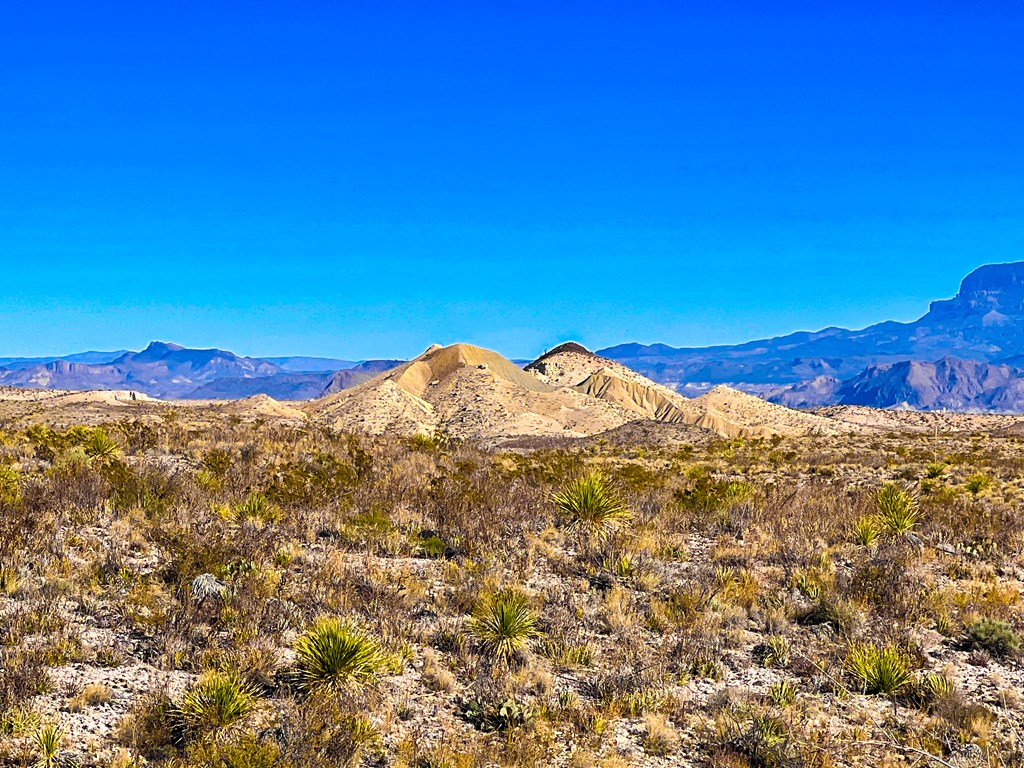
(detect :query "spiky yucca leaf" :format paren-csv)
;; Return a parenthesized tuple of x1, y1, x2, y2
(553, 473, 630, 540)
(874, 484, 921, 537)
(178, 671, 260, 733)
(467, 590, 540, 663)
(846, 643, 912, 695)
(84, 429, 121, 462)
(294, 618, 389, 692)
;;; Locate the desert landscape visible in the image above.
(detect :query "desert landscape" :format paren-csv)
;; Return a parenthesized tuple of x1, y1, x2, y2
(6, 3, 1023, 766)
(2, 341, 1023, 767)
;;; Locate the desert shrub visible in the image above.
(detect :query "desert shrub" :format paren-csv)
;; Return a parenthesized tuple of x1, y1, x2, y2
(0, 650, 51, 714)
(178, 672, 261, 736)
(709, 712, 790, 768)
(925, 462, 946, 479)
(294, 618, 389, 693)
(84, 428, 122, 463)
(0, 466, 20, 507)
(642, 714, 680, 756)
(467, 589, 540, 663)
(552, 473, 630, 541)
(874, 484, 921, 537)
(962, 617, 1021, 658)
(845, 643, 913, 696)
(228, 493, 279, 526)
(183, 736, 283, 768)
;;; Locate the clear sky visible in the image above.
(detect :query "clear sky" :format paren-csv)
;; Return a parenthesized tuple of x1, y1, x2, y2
(1, 2, 1022, 360)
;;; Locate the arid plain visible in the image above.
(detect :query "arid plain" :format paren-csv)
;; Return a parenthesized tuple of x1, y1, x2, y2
(1, 343, 1023, 767)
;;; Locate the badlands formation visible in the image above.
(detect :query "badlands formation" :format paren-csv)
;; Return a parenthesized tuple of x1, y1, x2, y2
(307, 342, 867, 443)
(6, 341, 1022, 442)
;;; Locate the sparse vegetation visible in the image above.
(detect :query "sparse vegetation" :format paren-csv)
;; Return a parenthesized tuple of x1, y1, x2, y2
(1, 413, 1023, 766)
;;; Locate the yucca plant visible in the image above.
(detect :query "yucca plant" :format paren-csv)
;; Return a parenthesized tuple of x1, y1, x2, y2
(467, 589, 540, 663)
(84, 429, 122, 463)
(925, 462, 946, 479)
(762, 635, 790, 669)
(178, 671, 260, 734)
(852, 516, 881, 548)
(229, 492, 279, 526)
(874, 484, 922, 537)
(33, 722, 65, 768)
(846, 643, 912, 696)
(964, 473, 993, 496)
(768, 679, 797, 708)
(553, 473, 630, 541)
(294, 618, 389, 693)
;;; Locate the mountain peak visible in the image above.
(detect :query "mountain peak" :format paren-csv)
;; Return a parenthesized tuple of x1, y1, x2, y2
(929, 261, 1024, 317)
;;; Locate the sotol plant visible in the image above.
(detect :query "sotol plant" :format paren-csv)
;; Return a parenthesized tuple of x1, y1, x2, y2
(467, 589, 540, 663)
(294, 618, 390, 693)
(553, 473, 631, 541)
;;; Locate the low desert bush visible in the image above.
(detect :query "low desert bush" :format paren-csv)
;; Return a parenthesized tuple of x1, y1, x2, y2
(294, 618, 390, 693)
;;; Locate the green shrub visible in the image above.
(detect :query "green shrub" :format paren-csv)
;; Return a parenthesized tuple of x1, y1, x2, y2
(0, 466, 20, 507)
(964, 473, 993, 495)
(963, 618, 1021, 659)
(845, 643, 912, 696)
(84, 429, 122, 463)
(874, 484, 921, 537)
(467, 590, 540, 663)
(294, 618, 389, 693)
(552, 473, 630, 540)
(178, 672, 260, 735)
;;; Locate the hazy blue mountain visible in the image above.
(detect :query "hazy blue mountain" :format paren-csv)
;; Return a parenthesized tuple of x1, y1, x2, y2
(263, 356, 357, 372)
(832, 358, 1024, 412)
(0, 351, 128, 371)
(600, 262, 1024, 388)
(0, 341, 404, 400)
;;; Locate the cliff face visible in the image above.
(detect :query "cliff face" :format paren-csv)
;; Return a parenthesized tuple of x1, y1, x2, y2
(601, 262, 1024, 388)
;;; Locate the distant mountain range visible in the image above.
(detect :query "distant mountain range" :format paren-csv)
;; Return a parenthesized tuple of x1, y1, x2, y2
(7, 261, 1024, 411)
(0, 342, 402, 400)
(599, 261, 1024, 412)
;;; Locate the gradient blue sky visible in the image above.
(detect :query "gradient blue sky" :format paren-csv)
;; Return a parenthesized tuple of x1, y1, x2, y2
(2, 2, 1022, 360)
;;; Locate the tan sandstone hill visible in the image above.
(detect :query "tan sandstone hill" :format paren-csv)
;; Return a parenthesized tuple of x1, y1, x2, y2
(214, 394, 307, 422)
(307, 343, 638, 442)
(689, 385, 867, 438)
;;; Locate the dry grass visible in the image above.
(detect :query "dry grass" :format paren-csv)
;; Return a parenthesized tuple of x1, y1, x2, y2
(0, 418, 1022, 766)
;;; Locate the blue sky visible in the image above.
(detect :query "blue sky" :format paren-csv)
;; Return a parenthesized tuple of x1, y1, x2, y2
(1, 2, 1022, 360)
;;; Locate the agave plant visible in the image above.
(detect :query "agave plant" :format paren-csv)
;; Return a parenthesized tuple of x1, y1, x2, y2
(552, 473, 631, 541)
(178, 671, 261, 734)
(874, 484, 921, 538)
(467, 590, 540, 663)
(294, 618, 390, 693)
